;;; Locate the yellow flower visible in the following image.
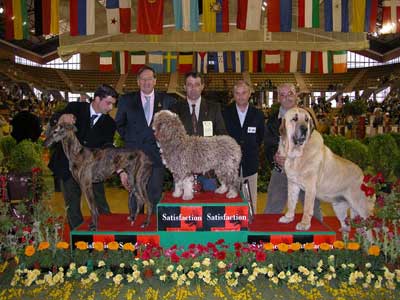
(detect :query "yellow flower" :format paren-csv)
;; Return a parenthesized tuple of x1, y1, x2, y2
(38, 241, 50, 251)
(108, 241, 119, 251)
(368, 245, 380, 256)
(75, 241, 87, 250)
(319, 243, 331, 251)
(333, 240, 344, 249)
(290, 242, 301, 251)
(93, 242, 104, 252)
(24, 245, 35, 257)
(56, 241, 69, 250)
(263, 242, 274, 251)
(277, 243, 289, 252)
(304, 242, 315, 251)
(347, 242, 360, 251)
(123, 243, 135, 251)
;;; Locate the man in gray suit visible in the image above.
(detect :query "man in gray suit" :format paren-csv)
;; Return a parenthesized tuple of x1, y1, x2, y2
(115, 66, 176, 214)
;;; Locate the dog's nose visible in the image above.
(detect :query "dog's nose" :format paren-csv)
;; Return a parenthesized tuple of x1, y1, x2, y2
(300, 125, 308, 136)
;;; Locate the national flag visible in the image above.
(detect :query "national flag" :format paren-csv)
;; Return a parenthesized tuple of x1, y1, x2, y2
(283, 51, 298, 73)
(196, 52, 208, 73)
(365, 0, 378, 32)
(324, 0, 349, 32)
(202, 0, 229, 32)
(298, 0, 320, 28)
(163, 52, 178, 73)
(332, 50, 347, 73)
(247, 50, 262, 73)
(148, 51, 164, 73)
(316, 51, 332, 74)
(39, 0, 59, 35)
(106, 0, 131, 35)
(4, 0, 29, 40)
(116, 51, 130, 75)
(267, 0, 292, 32)
(237, 0, 263, 30)
(137, 0, 164, 34)
(231, 51, 244, 73)
(301, 51, 319, 73)
(130, 51, 146, 74)
(382, 0, 400, 34)
(173, 0, 199, 31)
(99, 52, 113, 72)
(70, 0, 95, 36)
(210, 52, 228, 73)
(264, 50, 281, 73)
(178, 52, 194, 74)
(351, 0, 366, 32)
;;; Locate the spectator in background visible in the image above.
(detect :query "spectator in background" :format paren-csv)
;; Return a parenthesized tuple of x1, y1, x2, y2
(11, 100, 42, 143)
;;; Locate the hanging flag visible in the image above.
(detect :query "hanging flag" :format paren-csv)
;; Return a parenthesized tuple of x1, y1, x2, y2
(231, 51, 244, 73)
(333, 50, 347, 73)
(106, 0, 131, 34)
(248, 50, 262, 73)
(324, 0, 349, 32)
(173, 0, 199, 31)
(301, 51, 319, 73)
(365, 0, 378, 33)
(237, 0, 263, 30)
(351, 0, 366, 32)
(178, 52, 194, 74)
(148, 51, 164, 73)
(34, 0, 43, 35)
(197, 52, 208, 73)
(298, 0, 320, 28)
(4, 0, 29, 40)
(267, 0, 292, 32)
(40, 0, 59, 35)
(382, 0, 400, 34)
(99, 52, 113, 72)
(264, 50, 281, 73)
(163, 52, 178, 73)
(316, 51, 332, 74)
(283, 51, 298, 73)
(116, 51, 130, 75)
(70, 0, 95, 36)
(202, 0, 229, 32)
(137, 0, 164, 34)
(210, 52, 228, 73)
(130, 51, 146, 74)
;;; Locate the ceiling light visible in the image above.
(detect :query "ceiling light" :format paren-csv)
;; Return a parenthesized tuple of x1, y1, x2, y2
(0, 7, 4, 14)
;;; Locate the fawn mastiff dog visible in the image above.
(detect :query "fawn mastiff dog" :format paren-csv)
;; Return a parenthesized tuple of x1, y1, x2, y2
(277, 107, 373, 231)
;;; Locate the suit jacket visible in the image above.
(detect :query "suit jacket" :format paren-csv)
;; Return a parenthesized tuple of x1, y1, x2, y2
(48, 102, 116, 180)
(115, 91, 176, 167)
(264, 110, 281, 168)
(11, 111, 42, 143)
(172, 98, 227, 136)
(223, 104, 265, 177)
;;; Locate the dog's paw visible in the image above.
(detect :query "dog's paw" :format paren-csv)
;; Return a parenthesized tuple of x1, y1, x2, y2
(215, 185, 228, 194)
(278, 215, 294, 224)
(182, 193, 194, 201)
(295, 222, 311, 231)
(226, 190, 238, 198)
(172, 190, 183, 198)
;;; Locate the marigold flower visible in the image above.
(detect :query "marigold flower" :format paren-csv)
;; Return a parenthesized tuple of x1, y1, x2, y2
(277, 243, 289, 252)
(333, 240, 344, 249)
(123, 243, 135, 251)
(304, 243, 315, 250)
(347, 242, 360, 251)
(75, 241, 88, 250)
(319, 243, 331, 251)
(290, 242, 301, 251)
(368, 245, 380, 256)
(56, 241, 69, 250)
(24, 245, 35, 257)
(263, 243, 274, 251)
(93, 242, 104, 251)
(108, 241, 119, 251)
(38, 241, 50, 251)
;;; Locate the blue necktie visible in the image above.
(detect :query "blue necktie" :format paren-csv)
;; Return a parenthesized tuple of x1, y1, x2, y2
(90, 114, 98, 128)
(144, 96, 151, 125)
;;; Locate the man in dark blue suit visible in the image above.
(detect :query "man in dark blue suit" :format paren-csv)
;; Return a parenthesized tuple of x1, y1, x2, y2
(223, 80, 264, 211)
(115, 65, 176, 215)
(48, 84, 118, 230)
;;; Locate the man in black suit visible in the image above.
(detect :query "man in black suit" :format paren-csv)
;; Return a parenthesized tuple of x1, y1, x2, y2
(172, 71, 226, 191)
(11, 99, 42, 143)
(48, 84, 118, 230)
(115, 65, 176, 214)
(223, 80, 264, 211)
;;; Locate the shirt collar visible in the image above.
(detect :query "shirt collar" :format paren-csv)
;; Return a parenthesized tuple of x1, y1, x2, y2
(90, 104, 101, 117)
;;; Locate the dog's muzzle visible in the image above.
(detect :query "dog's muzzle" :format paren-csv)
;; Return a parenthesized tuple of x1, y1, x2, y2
(293, 124, 308, 146)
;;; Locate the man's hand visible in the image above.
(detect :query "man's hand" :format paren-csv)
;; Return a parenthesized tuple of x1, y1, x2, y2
(274, 152, 286, 167)
(119, 171, 131, 192)
(58, 114, 76, 125)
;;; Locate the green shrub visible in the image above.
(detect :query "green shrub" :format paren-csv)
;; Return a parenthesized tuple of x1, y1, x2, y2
(323, 134, 346, 156)
(342, 139, 370, 170)
(7, 140, 44, 173)
(0, 136, 16, 159)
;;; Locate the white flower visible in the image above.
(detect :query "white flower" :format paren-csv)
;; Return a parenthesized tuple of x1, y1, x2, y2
(142, 260, 149, 266)
(77, 266, 87, 274)
(98, 260, 105, 267)
(106, 271, 113, 279)
(167, 265, 174, 272)
(176, 265, 183, 272)
(159, 274, 166, 281)
(271, 277, 279, 284)
(187, 271, 195, 279)
(192, 262, 201, 269)
(69, 263, 76, 270)
(242, 268, 249, 275)
(365, 263, 371, 269)
(277, 271, 286, 279)
(119, 263, 125, 268)
(171, 272, 178, 280)
(217, 261, 226, 269)
(113, 274, 123, 285)
(202, 258, 211, 267)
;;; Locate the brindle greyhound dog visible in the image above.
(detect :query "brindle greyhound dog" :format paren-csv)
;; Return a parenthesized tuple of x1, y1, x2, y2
(44, 122, 153, 230)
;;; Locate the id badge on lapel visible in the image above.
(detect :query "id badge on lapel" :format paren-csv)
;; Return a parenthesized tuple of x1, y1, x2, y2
(203, 121, 213, 136)
(247, 127, 256, 133)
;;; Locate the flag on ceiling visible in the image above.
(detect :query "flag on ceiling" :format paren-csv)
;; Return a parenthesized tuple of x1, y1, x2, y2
(34, 0, 43, 35)
(351, 0, 366, 32)
(332, 50, 347, 73)
(298, 0, 320, 28)
(173, 0, 199, 31)
(210, 52, 228, 73)
(248, 50, 262, 73)
(99, 52, 113, 72)
(137, 0, 164, 34)
(178, 52, 194, 74)
(365, 0, 378, 32)
(106, 0, 131, 35)
(197, 52, 208, 73)
(264, 50, 281, 73)
(301, 51, 319, 73)
(316, 51, 332, 74)
(231, 51, 245, 73)
(237, 0, 263, 30)
(116, 51, 130, 75)
(283, 51, 298, 73)
(267, 0, 292, 32)
(39, 0, 59, 35)
(163, 52, 178, 73)
(4, 0, 29, 40)
(130, 51, 146, 74)
(69, 0, 95, 36)
(202, 0, 229, 32)
(148, 51, 164, 73)
(324, 0, 349, 32)
(382, 0, 400, 34)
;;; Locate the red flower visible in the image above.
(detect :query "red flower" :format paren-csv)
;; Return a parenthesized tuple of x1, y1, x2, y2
(180, 251, 191, 259)
(141, 250, 150, 260)
(360, 183, 367, 192)
(188, 243, 196, 250)
(170, 252, 180, 263)
(235, 250, 241, 258)
(363, 174, 372, 183)
(216, 239, 225, 245)
(214, 251, 226, 260)
(365, 187, 375, 197)
(234, 242, 242, 250)
(376, 195, 385, 208)
(372, 172, 385, 184)
(255, 251, 266, 262)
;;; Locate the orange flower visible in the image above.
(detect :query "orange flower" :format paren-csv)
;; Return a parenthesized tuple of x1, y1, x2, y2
(108, 241, 119, 251)
(290, 242, 302, 251)
(93, 242, 104, 252)
(263, 243, 274, 251)
(368, 245, 380, 256)
(304, 243, 315, 251)
(75, 241, 88, 250)
(123, 243, 135, 251)
(347, 242, 360, 251)
(277, 243, 289, 252)
(319, 243, 331, 251)
(38, 241, 50, 251)
(333, 240, 345, 250)
(24, 245, 35, 257)
(56, 241, 69, 250)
